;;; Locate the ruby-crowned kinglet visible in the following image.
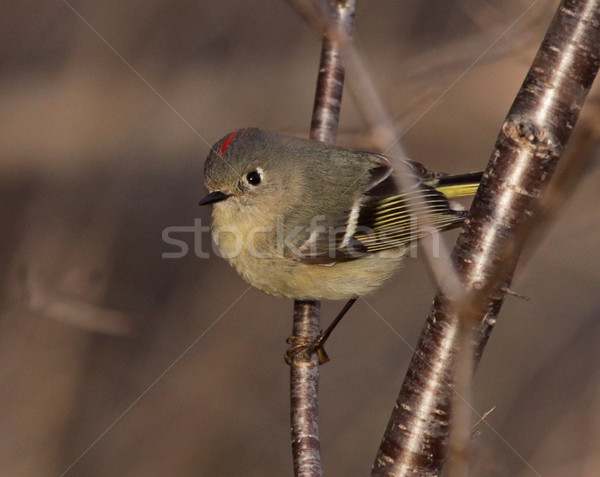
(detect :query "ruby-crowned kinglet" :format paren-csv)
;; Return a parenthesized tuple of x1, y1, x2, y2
(200, 127, 482, 303)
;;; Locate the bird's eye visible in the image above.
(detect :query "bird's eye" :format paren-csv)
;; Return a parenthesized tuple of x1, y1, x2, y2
(246, 170, 262, 186)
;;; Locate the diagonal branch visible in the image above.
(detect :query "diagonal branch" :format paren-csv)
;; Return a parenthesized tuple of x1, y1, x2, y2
(372, 0, 600, 475)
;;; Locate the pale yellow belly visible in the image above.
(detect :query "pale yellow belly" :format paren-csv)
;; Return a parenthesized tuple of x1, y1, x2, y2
(211, 206, 407, 300)
(225, 247, 407, 300)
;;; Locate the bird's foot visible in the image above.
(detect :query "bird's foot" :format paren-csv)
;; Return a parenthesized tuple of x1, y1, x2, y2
(285, 333, 329, 365)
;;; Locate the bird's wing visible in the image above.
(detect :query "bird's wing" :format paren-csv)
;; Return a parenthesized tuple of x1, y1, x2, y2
(283, 153, 392, 264)
(289, 154, 476, 263)
(350, 184, 467, 254)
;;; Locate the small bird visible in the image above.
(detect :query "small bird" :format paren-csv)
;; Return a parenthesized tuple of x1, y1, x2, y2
(200, 127, 482, 360)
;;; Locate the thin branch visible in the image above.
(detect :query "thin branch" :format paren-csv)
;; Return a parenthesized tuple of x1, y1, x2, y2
(289, 300, 323, 477)
(287, 2, 357, 477)
(309, 1, 356, 143)
(372, 0, 600, 475)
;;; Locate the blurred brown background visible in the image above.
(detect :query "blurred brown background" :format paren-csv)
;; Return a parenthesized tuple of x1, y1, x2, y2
(1, 1, 599, 475)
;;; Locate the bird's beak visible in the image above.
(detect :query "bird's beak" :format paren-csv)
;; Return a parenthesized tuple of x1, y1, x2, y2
(199, 190, 233, 206)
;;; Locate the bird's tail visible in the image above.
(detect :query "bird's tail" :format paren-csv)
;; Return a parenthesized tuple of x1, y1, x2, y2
(434, 171, 483, 198)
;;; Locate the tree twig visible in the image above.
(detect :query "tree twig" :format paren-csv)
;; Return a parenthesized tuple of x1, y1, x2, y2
(288, 2, 357, 476)
(372, 0, 600, 475)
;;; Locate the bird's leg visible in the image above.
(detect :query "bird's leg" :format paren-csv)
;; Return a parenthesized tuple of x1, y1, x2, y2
(312, 297, 357, 359)
(285, 297, 358, 365)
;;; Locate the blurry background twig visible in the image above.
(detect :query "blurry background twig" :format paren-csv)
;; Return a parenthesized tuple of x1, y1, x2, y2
(1, 1, 599, 476)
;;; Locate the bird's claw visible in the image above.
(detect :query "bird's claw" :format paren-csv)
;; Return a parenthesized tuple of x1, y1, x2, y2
(285, 333, 329, 365)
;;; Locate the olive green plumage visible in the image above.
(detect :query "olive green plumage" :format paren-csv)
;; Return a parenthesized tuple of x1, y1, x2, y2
(201, 128, 482, 300)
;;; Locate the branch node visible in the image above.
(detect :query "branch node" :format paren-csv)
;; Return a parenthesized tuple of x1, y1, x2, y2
(502, 117, 555, 153)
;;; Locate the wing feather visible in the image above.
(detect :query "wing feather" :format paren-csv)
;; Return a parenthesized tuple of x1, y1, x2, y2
(288, 153, 475, 263)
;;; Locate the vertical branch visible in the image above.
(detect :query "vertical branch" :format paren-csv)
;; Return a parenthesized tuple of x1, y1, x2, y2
(372, 0, 600, 475)
(290, 300, 323, 476)
(289, 2, 357, 477)
(309, 1, 356, 142)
